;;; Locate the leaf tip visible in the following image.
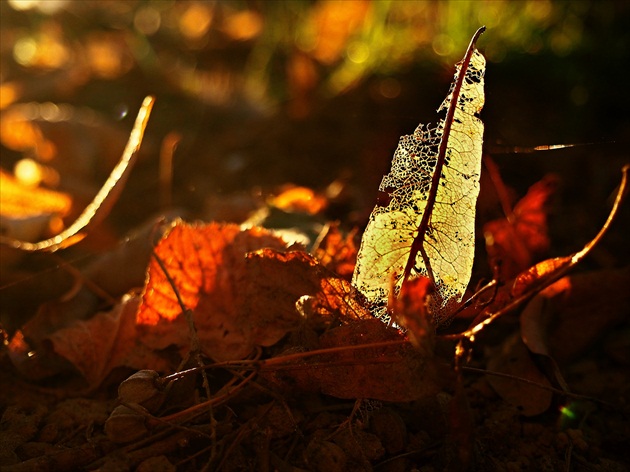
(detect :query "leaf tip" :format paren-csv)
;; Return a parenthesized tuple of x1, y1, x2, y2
(472, 26, 486, 46)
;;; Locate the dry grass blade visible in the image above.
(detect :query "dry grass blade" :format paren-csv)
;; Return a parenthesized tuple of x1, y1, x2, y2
(0, 96, 155, 252)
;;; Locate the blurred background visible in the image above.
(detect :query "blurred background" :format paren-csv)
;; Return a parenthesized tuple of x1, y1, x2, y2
(1, 0, 629, 271)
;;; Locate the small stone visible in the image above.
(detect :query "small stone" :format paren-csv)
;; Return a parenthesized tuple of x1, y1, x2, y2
(104, 404, 149, 444)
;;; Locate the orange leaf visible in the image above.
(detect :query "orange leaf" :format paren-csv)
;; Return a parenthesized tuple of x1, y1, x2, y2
(390, 276, 434, 351)
(484, 175, 558, 280)
(137, 221, 289, 361)
(313, 223, 358, 280)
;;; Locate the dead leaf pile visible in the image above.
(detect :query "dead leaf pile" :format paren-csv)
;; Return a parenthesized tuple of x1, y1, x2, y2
(1, 25, 629, 472)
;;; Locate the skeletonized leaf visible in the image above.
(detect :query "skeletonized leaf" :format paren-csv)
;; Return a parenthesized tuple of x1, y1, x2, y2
(353, 27, 486, 322)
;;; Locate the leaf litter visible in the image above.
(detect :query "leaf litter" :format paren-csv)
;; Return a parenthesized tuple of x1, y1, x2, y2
(1, 28, 630, 472)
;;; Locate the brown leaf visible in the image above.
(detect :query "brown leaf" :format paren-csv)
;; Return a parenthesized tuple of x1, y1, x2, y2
(244, 249, 371, 344)
(316, 319, 444, 401)
(46, 295, 172, 388)
(484, 175, 558, 280)
(486, 333, 553, 417)
(521, 267, 630, 365)
(266, 319, 445, 402)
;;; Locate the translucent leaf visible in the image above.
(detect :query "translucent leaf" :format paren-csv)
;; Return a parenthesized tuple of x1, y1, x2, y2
(353, 28, 485, 322)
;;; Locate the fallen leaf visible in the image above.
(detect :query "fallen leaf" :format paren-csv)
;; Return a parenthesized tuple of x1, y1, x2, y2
(521, 267, 630, 365)
(46, 294, 172, 388)
(390, 276, 435, 352)
(484, 175, 558, 280)
(315, 319, 444, 401)
(264, 319, 445, 402)
(353, 28, 486, 322)
(486, 333, 553, 417)
(245, 248, 372, 341)
(4, 216, 174, 343)
(137, 221, 289, 361)
(313, 223, 358, 280)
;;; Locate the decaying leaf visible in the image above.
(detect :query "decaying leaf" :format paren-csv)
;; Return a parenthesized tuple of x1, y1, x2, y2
(521, 267, 630, 365)
(263, 318, 446, 402)
(484, 174, 558, 280)
(7, 295, 172, 388)
(353, 27, 486, 322)
(47, 295, 172, 388)
(390, 276, 435, 352)
(245, 248, 371, 338)
(454, 166, 628, 347)
(137, 220, 371, 363)
(486, 333, 553, 417)
(313, 222, 358, 280)
(136, 221, 290, 361)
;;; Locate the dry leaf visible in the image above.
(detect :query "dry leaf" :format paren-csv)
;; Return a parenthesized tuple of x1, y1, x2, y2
(484, 175, 558, 280)
(353, 28, 486, 322)
(313, 223, 358, 280)
(486, 333, 553, 417)
(245, 248, 373, 342)
(521, 267, 630, 365)
(390, 276, 435, 352)
(265, 319, 445, 402)
(137, 221, 289, 361)
(46, 295, 172, 388)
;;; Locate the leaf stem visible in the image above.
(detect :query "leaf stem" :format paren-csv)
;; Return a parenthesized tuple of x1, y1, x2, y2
(402, 26, 485, 288)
